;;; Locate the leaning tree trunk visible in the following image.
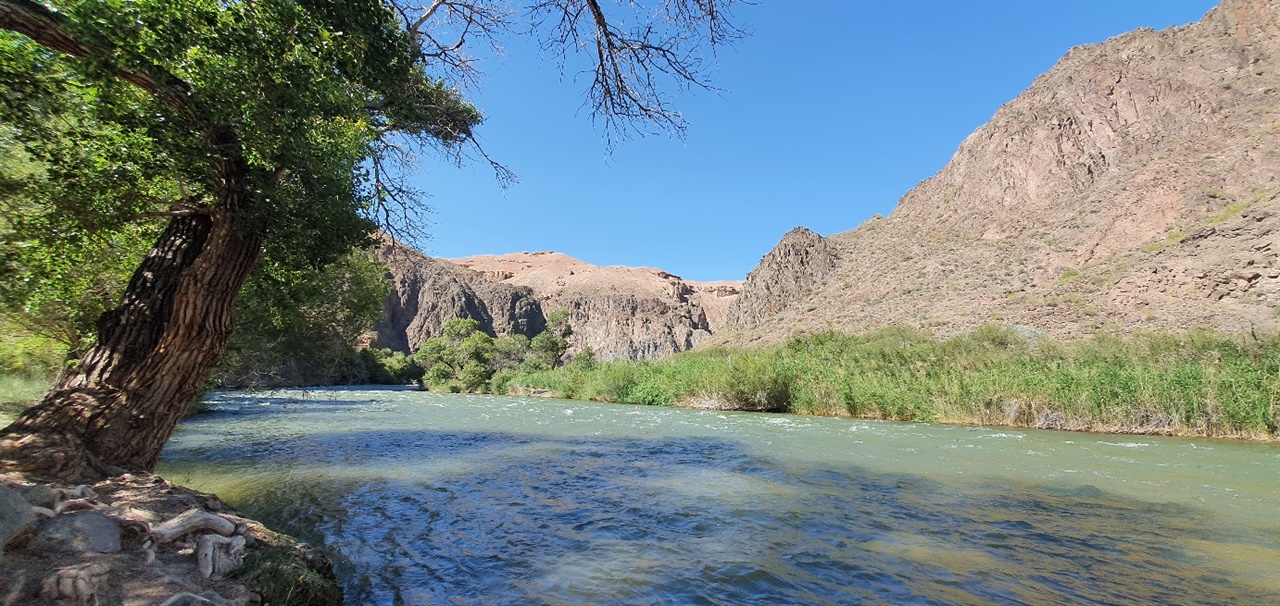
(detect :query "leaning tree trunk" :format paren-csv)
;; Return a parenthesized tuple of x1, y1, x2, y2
(0, 0, 265, 481)
(0, 167, 262, 482)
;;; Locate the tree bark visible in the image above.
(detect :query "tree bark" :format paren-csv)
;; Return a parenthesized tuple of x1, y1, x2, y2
(0, 178, 262, 481)
(0, 0, 263, 481)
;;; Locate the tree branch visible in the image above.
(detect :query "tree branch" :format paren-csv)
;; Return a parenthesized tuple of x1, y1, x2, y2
(0, 0, 193, 111)
(410, 0, 447, 35)
(530, 0, 741, 146)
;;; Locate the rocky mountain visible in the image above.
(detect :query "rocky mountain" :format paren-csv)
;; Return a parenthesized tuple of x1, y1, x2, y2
(452, 252, 741, 360)
(373, 238, 545, 352)
(717, 0, 1279, 345)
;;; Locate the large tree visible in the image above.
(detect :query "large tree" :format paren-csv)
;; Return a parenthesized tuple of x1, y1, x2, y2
(0, 0, 738, 481)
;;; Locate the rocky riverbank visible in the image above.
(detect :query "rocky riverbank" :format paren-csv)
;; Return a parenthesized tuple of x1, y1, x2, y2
(0, 472, 341, 606)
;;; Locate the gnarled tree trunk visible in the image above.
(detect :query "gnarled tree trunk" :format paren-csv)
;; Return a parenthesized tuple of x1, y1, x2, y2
(0, 177, 262, 481)
(0, 0, 263, 481)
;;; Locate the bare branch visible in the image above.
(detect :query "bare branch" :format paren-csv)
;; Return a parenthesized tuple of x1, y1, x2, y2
(392, 0, 517, 89)
(410, 0, 448, 34)
(469, 136, 518, 189)
(529, 0, 741, 147)
(364, 1, 741, 244)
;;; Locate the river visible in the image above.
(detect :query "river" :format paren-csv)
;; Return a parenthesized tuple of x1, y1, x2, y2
(157, 386, 1280, 604)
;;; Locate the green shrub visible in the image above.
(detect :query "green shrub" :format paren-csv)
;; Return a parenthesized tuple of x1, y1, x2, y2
(567, 347, 598, 371)
(712, 353, 793, 411)
(520, 357, 550, 374)
(489, 369, 519, 394)
(585, 363, 639, 402)
(458, 361, 492, 392)
(624, 380, 677, 407)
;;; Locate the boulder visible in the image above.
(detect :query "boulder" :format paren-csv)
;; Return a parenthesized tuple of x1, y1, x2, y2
(29, 511, 122, 554)
(20, 484, 59, 510)
(1, 484, 37, 560)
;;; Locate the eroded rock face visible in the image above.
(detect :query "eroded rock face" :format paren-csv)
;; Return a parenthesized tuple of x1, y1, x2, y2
(373, 238, 546, 352)
(373, 241, 741, 360)
(450, 252, 742, 361)
(719, 0, 1280, 343)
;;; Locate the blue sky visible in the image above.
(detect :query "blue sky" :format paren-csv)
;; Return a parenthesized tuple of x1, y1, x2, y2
(409, 0, 1217, 282)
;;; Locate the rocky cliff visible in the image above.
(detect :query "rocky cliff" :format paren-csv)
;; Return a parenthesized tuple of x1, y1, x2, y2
(726, 227, 838, 330)
(373, 238, 545, 352)
(452, 252, 741, 360)
(371, 241, 741, 360)
(718, 0, 1279, 344)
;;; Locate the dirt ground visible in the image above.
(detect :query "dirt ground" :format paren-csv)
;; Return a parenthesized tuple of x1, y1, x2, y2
(1, 471, 340, 606)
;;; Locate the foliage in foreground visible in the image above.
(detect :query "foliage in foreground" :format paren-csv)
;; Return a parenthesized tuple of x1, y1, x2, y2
(508, 326, 1280, 438)
(215, 252, 394, 388)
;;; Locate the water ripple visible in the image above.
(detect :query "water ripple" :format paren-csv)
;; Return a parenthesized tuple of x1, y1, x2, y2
(161, 389, 1280, 605)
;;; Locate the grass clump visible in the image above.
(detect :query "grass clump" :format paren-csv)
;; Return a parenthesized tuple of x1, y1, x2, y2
(233, 543, 343, 606)
(712, 352, 793, 411)
(1209, 201, 1251, 225)
(1142, 231, 1188, 254)
(505, 326, 1279, 439)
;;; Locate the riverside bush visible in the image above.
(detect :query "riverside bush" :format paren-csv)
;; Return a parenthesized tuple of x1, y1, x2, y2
(715, 353, 793, 411)
(0, 328, 64, 379)
(504, 326, 1280, 439)
(583, 362, 639, 403)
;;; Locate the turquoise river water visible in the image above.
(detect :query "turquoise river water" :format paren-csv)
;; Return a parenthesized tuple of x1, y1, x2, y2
(156, 387, 1280, 605)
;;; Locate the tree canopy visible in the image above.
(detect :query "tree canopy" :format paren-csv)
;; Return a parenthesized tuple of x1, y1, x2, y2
(0, 0, 741, 479)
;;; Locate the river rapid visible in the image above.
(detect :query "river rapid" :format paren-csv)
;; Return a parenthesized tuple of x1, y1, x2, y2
(157, 387, 1280, 605)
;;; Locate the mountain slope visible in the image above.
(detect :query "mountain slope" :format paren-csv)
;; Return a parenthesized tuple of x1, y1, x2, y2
(719, 0, 1279, 344)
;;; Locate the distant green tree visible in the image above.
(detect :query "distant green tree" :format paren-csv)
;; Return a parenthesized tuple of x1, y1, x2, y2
(492, 334, 532, 371)
(416, 337, 458, 372)
(457, 360, 490, 392)
(360, 348, 424, 385)
(532, 309, 573, 368)
(424, 362, 453, 385)
(413, 318, 494, 390)
(567, 346, 597, 371)
(412, 311, 584, 391)
(520, 356, 550, 374)
(459, 331, 495, 365)
(443, 318, 482, 342)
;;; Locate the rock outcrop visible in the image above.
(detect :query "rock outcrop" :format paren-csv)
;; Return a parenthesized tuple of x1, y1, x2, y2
(372, 242, 741, 361)
(726, 227, 838, 331)
(373, 238, 545, 353)
(719, 0, 1280, 344)
(451, 252, 741, 360)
